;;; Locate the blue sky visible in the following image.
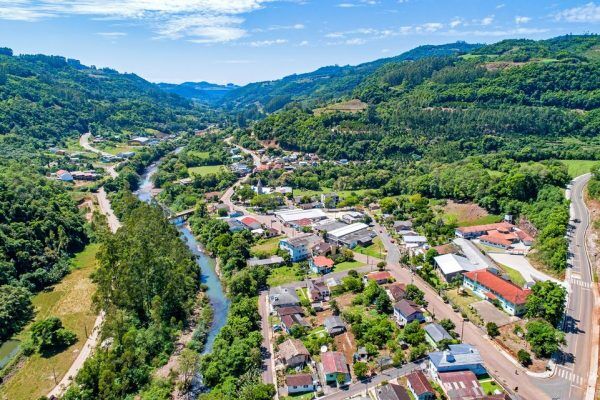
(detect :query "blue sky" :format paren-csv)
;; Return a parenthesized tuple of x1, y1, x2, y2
(0, 0, 598, 84)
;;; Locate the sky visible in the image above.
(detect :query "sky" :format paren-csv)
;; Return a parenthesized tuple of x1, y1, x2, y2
(0, 0, 598, 85)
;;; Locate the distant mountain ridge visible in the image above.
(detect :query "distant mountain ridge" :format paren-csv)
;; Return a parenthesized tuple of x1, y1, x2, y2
(157, 81, 239, 104)
(162, 42, 482, 112)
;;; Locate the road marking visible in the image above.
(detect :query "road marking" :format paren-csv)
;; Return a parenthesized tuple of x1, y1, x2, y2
(570, 278, 592, 289)
(557, 367, 583, 385)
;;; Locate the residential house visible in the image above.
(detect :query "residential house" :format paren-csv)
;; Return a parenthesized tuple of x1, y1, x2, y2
(393, 220, 413, 233)
(310, 255, 335, 274)
(434, 254, 478, 282)
(429, 344, 486, 376)
(393, 299, 424, 326)
(129, 136, 150, 146)
(324, 315, 346, 336)
(56, 170, 73, 182)
(406, 371, 436, 400)
(386, 282, 406, 302)
(363, 271, 393, 285)
(463, 269, 531, 316)
(307, 280, 330, 302)
(326, 277, 342, 290)
(280, 233, 323, 262)
(285, 374, 315, 394)
(240, 216, 262, 230)
(280, 313, 310, 333)
(375, 383, 411, 400)
(424, 323, 453, 348)
(321, 351, 350, 384)
(341, 211, 364, 224)
(277, 338, 310, 368)
(226, 218, 246, 232)
(432, 243, 459, 256)
(438, 371, 485, 400)
(269, 286, 300, 310)
(312, 242, 334, 257)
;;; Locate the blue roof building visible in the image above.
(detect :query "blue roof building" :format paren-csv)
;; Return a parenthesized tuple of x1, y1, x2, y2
(428, 344, 486, 377)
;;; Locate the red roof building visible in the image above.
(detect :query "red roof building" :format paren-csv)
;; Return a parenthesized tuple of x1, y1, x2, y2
(240, 216, 262, 229)
(406, 370, 435, 399)
(364, 271, 393, 284)
(463, 269, 531, 315)
(455, 222, 514, 238)
(321, 351, 349, 376)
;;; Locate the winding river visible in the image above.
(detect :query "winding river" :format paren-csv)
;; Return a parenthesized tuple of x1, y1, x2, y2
(134, 161, 230, 354)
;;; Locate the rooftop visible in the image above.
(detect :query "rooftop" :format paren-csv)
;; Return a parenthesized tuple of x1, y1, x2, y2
(328, 222, 369, 239)
(434, 254, 478, 275)
(376, 383, 411, 400)
(275, 208, 327, 222)
(394, 299, 421, 317)
(285, 373, 313, 387)
(406, 370, 435, 396)
(312, 255, 334, 268)
(321, 351, 348, 375)
(424, 323, 453, 343)
(429, 344, 484, 370)
(463, 269, 530, 305)
(438, 370, 484, 400)
(456, 222, 513, 234)
(278, 338, 310, 360)
(365, 271, 393, 281)
(283, 233, 322, 248)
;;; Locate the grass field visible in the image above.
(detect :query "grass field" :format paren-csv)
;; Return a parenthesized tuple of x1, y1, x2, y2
(442, 200, 501, 227)
(0, 244, 100, 400)
(479, 378, 503, 395)
(267, 265, 301, 287)
(101, 144, 137, 156)
(354, 237, 385, 259)
(333, 260, 364, 273)
(294, 187, 373, 199)
(187, 151, 210, 159)
(251, 236, 282, 256)
(189, 165, 225, 176)
(560, 160, 598, 178)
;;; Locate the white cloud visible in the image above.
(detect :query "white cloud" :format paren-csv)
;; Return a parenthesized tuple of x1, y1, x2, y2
(298, 40, 309, 46)
(97, 31, 127, 37)
(480, 15, 494, 26)
(345, 38, 366, 45)
(450, 18, 463, 28)
(249, 38, 287, 47)
(464, 27, 549, 37)
(515, 16, 531, 24)
(0, 0, 276, 43)
(555, 2, 600, 22)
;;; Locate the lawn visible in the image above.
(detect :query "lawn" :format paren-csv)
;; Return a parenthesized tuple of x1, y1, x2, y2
(445, 288, 483, 325)
(333, 260, 364, 273)
(189, 165, 225, 176)
(267, 265, 302, 287)
(354, 237, 385, 259)
(101, 144, 137, 156)
(187, 150, 210, 159)
(251, 236, 282, 256)
(497, 263, 526, 287)
(479, 378, 503, 396)
(0, 244, 100, 400)
(281, 392, 315, 400)
(560, 159, 598, 178)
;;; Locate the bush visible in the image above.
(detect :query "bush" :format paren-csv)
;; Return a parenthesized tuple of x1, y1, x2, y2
(486, 322, 500, 338)
(517, 349, 532, 366)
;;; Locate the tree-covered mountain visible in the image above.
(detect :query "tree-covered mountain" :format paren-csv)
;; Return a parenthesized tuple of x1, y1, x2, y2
(219, 41, 482, 116)
(0, 47, 215, 155)
(253, 35, 600, 161)
(157, 81, 239, 104)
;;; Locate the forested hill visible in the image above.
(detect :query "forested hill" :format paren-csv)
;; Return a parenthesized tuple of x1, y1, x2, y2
(219, 41, 481, 117)
(253, 34, 600, 161)
(157, 81, 239, 104)
(0, 47, 214, 153)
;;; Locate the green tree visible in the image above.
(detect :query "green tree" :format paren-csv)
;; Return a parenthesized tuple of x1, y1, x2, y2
(403, 320, 426, 346)
(353, 361, 369, 380)
(375, 291, 393, 314)
(0, 284, 34, 341)
(525, 281, 567, 327)
(525, 319, 565, 358)
(30, 317, 77, 355)
(405, 284, 426, 305)
(486, 322, 500, 338)
(517, 349, 532, 366)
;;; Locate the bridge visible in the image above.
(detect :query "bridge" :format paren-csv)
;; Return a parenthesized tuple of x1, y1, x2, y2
(167, 208, 195, 224)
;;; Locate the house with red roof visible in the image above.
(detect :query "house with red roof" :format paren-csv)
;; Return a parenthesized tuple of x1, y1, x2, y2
(455, 222, 514, 239)
(438, 370, 485, 400)
(240, 216, 262, 230)
(309, 255, 335, 274)
(406, 370, 436, 400)
(463, 269, 531, 316)
(363, 271, 393, 285)
(285, 373, 315, 394)
(321, 351, 350, 384)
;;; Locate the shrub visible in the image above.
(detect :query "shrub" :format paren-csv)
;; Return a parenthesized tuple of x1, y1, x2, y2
(517, 349, 532, 366)
(30, 317, 77, 356)
(486, 322, 500, 338)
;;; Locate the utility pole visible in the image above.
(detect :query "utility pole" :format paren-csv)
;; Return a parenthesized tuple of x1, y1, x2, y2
(461, 319, 465, 341)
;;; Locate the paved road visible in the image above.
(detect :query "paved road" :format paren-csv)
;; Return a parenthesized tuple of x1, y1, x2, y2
(79, 132, 119, 178)
(537, 173, 599, 400)
(259, 292, 277, 395)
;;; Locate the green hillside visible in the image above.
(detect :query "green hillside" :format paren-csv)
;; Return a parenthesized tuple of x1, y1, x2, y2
(220, 41, 481, 118)
(253, 35, 600, 162)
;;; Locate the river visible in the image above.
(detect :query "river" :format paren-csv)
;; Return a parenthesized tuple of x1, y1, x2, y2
(134, 161, 230, 354)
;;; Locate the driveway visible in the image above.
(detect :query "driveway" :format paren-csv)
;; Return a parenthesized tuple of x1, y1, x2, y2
(471, 300, 517, 327)
(487, 253, 563, 285)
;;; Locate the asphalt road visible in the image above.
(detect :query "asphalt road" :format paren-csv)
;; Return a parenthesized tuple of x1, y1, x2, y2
(537, 173, 598, 400)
